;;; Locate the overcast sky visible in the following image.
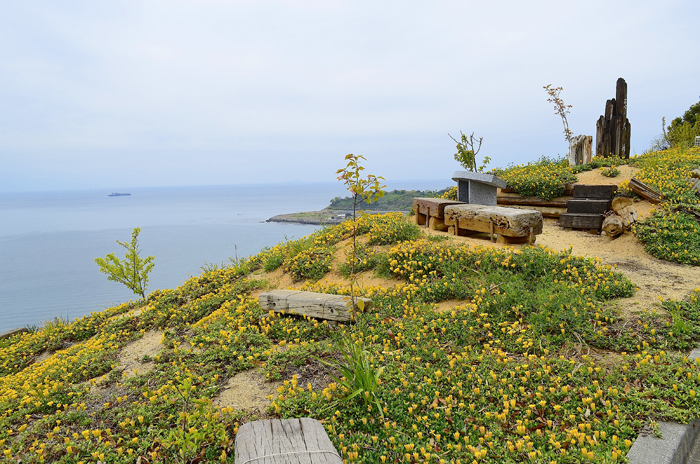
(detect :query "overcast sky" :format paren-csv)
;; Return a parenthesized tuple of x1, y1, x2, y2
(1, 0, 698, 192)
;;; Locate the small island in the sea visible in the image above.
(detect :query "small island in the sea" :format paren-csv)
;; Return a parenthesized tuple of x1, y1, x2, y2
(267, 188, 449, 224)
(108, 192, 131, 197)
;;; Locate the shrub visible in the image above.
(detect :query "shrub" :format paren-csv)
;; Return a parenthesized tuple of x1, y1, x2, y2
(601, 166, 620, 177)
(283, 246, 334, 281)
(367, 213, 421, 245)
(495, 156, 577, 200)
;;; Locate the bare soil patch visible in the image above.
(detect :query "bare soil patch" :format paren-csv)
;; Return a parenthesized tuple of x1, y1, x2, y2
(118, 330, 164, 378)
(212, 369, 282, 413)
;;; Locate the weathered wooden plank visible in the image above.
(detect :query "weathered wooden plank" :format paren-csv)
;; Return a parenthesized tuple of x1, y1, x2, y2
(444, 205, 543, 238)
(559, 213, 604, 230)
(496, 193, 570, 208)
(629, 178, 663, 204)
(566, 199, 611, 214)
(235, 418, 342, 464)
(258, 290, 371, 322)
(428, 216, 449, 232)
(572, 185, 617, 199)
(412, 197, 464, 219)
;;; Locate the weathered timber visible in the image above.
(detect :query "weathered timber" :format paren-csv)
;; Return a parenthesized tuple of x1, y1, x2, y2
(566, 199, 611, 214)
(612, 196, 633, 212)
(618, 206, 638, 228)
(559, 213, 604, 230)
(496, 193, 570, 208)
(495, 203, 567, 218)
(596, 78, 631, 158)
(258, 290, 371, 322)
(602, 215, 625, 237)
(568, 135, 593, 166)
(0, 327, 28, 341)
(235, 418, 342, 464)
(412, 198, 464, 230)
(691, 169, 700, 179)
(428, 216, 450, 232)
(629, 178, 663, 204)
(572, 185, 617, 199)
(443, 205, 543, 243)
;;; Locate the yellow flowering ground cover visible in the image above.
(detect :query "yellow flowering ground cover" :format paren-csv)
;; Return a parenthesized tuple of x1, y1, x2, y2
(630, 146, 700, 265)
(2, 213, 700, 463)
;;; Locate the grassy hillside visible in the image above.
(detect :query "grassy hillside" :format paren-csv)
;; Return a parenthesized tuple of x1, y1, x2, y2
(1, 147, 699, 463)
(2, 210, 700, 463)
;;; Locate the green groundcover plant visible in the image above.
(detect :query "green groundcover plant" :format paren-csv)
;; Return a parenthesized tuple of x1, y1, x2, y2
(3, 211, 700, 463)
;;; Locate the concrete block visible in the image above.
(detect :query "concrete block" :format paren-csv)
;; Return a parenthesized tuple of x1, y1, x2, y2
(628, 419, 700, 464)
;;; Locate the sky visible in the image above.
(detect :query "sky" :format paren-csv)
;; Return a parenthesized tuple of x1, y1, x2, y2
(1, 0, 698, 193)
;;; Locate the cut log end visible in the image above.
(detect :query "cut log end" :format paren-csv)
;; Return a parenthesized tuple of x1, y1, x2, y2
(602, 215, 625, 237)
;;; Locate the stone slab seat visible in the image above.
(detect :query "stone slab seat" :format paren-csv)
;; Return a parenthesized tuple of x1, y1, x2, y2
(412, 197, 465, 230)
(443, 204, 543, 244)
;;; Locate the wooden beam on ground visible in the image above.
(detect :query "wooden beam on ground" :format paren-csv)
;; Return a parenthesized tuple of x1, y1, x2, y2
(629, 178, 663, 204)
(496, 192, 570, 208)
(566, 199, 611, 214)
(235, 418, 342, 464)
(258, 290, 371, 322)
(572, 185, 617, 199)
(559, 213, 604, 230)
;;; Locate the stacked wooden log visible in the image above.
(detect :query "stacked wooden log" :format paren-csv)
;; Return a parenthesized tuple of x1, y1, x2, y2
(559, 185, 617, 231)
(496, 185, 573, 218)
(602, 197, 639, 237)
(596, 78, 631, 159)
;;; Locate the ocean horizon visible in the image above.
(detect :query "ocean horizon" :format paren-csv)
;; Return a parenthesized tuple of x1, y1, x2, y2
(0, 179, 449, 332)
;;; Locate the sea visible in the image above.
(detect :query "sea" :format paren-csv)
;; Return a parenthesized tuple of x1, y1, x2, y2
(0, 180, 447, 332)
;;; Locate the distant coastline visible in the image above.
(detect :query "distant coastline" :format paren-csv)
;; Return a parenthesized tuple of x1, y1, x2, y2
(267, 209, 409, 225)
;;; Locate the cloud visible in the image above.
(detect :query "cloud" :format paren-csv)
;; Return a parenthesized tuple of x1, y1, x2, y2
(1, 0, 699, 191)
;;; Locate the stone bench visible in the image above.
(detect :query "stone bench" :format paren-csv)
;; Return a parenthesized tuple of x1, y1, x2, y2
(444, 204, 543, 244)
(412, 197, 465, 231)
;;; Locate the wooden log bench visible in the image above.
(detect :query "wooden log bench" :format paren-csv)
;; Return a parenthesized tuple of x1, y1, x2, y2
(412, 197, 465, 231)
(258, 290, 372, 322)
(443, 204, 543, 244)
(235, 418, 342, 464)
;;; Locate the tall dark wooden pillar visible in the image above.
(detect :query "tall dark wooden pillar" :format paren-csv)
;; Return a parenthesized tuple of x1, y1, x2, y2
(595, 78, 631, 159)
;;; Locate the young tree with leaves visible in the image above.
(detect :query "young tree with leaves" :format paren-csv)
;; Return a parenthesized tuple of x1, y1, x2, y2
(336, 154, 386, 311)
(95, 227, 155, 299)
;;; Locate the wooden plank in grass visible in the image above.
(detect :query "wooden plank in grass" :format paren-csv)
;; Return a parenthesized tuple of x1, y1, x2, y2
(235, 418, 342, 464)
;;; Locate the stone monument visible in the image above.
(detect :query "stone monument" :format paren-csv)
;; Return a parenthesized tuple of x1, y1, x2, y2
(452, 171, 507, 206)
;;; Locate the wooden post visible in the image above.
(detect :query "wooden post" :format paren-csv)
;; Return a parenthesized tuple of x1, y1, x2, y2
(596, 78, 631, 159)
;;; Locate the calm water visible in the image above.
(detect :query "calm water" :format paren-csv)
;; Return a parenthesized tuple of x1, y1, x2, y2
(0, 180, 447, 331)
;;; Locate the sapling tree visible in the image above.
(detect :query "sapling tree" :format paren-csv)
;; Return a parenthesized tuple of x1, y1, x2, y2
(336, 154, 386, 310)
(544, 84, 573, 143)
(95, 227, 155, 299)
(449, 131, 490, 172)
